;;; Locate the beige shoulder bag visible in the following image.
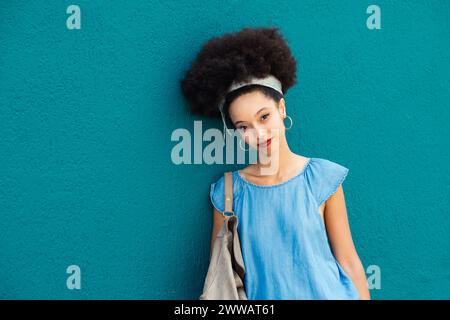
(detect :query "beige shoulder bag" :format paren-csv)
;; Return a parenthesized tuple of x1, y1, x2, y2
(199, 171, 247, 300)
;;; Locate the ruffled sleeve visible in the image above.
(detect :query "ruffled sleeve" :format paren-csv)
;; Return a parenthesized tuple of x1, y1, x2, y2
(305, 158, 349, 207)
(210, 175, 226, 213)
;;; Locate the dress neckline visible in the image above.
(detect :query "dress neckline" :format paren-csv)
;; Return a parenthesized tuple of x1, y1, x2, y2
(236, 157, 313, 188)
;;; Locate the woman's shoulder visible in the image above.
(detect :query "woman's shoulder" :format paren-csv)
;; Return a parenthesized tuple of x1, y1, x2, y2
(209, 170, 240, 213)
(305, 157, 350, 206)
(235, 163, 258, 176)
(307, 157, 349, 171)
(210, 169, 240, 186)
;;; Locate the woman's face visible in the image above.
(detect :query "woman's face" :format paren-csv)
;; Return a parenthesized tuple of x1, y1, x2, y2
(228, 90, 287, 154)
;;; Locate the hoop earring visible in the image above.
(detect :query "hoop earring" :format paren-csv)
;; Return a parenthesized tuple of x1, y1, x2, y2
(284, 115, 293, 130)
(239, 139, 250, 151)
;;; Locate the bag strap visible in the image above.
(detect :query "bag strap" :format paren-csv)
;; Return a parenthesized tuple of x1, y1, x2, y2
(223, 171, 235, 217)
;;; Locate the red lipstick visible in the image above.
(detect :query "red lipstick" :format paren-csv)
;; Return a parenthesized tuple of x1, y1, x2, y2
(258, 138, 272, 148)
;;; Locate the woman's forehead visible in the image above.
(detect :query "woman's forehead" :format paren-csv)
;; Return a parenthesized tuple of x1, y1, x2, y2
(229, 92, 276, 116)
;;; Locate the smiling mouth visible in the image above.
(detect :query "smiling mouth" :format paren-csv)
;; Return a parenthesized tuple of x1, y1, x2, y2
(258, 138, 273, 148)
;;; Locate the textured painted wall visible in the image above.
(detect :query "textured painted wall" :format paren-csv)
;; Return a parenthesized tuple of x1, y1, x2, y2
(0, 1, 448, 299)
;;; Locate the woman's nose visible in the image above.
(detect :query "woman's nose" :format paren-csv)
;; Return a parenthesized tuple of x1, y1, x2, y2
(254, 127, 270, 141)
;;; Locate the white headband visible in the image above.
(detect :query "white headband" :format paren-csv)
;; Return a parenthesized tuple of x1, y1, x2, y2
(217, 74, 283, 136)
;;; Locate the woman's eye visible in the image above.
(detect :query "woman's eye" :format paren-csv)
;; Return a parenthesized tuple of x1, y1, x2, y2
(261, 113, 270, 121)
(238, 126, 247, 131)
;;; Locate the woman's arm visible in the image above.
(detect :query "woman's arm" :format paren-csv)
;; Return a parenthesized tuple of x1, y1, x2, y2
(323, 185, 371, 300)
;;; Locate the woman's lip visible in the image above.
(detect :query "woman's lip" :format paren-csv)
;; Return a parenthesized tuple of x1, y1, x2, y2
(258, 138, 272, 147)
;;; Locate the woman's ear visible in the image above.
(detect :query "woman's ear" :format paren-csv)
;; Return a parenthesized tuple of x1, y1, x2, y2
(278, 98, 286, 117)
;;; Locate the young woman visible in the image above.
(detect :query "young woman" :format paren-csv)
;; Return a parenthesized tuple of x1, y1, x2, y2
(181, 27, 370, 300)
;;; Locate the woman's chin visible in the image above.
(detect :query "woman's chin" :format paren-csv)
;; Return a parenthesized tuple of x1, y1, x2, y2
(257, 144, 277, 155)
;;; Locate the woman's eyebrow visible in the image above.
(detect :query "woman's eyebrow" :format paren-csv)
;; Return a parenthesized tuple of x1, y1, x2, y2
(254, 107, 269, 116)
(234, 107, 268, 125)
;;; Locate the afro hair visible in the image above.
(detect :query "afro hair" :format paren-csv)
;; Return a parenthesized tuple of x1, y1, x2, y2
(180, 27, 297, 118)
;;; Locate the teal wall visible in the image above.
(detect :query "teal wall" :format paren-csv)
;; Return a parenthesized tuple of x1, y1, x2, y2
(0, 1, 448, 299)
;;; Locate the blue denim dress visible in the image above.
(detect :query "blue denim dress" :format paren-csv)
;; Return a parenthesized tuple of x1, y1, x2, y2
(209, 157, 360, 300)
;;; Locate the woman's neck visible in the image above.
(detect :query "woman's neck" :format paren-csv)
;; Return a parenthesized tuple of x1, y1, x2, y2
(256, 139, 301, 179)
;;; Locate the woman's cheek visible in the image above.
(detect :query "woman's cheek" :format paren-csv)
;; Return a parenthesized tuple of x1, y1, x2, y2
(239, 131, 253, 145)
(247, 135, 258, 147)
